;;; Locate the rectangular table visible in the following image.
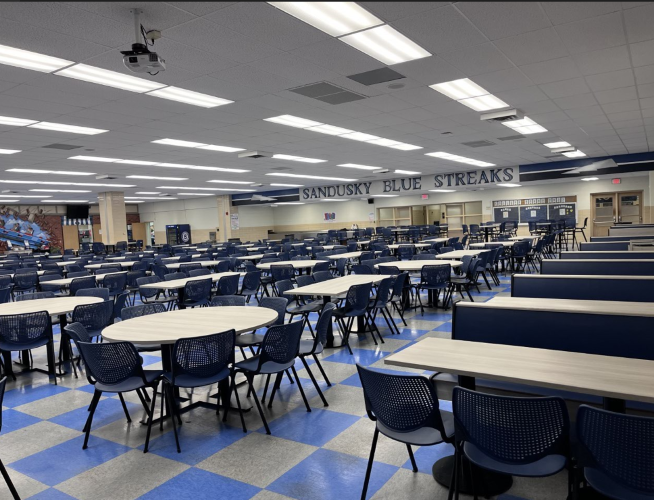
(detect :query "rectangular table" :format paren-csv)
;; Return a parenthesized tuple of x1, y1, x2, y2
(327, 251, 363, 260)
(164, 260, 226, 270)
(140, 272, 242, 309)
(469, 241, 515, 248)
(484, 296, 654, 317)
(433, 249, 484, 260)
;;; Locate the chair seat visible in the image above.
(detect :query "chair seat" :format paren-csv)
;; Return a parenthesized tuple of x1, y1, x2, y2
(584, 467, 652, 500)
(95, 369, 162, 393)
(377, 410, 454, 446)
(182, 298, 210, 308)
(234, 355, 295, 374)
(299, 339, 322, 355)
(236, 333, 265, 347)
(0, 338, 50, 352)
(333, 308, 366, 318)
(142, 296, 175, 305)
(464, 441, 566, 478)
(288, 301, 322, 314)
(163, 366, 230, 388)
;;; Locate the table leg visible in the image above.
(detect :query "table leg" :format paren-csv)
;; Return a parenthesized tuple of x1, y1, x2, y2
(431, 374, 512, 495)
(176, 286, 185, 310)
(323, 296, 335, 348)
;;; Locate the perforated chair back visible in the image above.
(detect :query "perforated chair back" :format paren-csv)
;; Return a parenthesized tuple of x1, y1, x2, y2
(0, 311, 52, 347)
(453, 387, 569, 465)
(103, 273, 127, 294)
(378, 265, 400, 276)
(260, 296, 287, 326)
(270, 264, 295, 283)
(121, 303, 166, 320)
(216, 274, 240, 295)
(344, 282, 373, 313)
(136, 276, 162, 299)
(577, 405, 654, 496)
(165, 272, 186, 281)
(72, 300, 114, 332)
(171, 330, 235, 384)
(0, 287, 10, 304)
(312, 270, 333, 282)
(357, 365, 447, 435)
(258, 320, 304, 367)
(351, 264, 374, 275)
(14, 271, 38, 289)
(421, 264, 451, 287)
(70, 276, 96, 296)
(180, 263, 202, 276)
(275, 279, 294, 297)
(184, 278, 212, 302)
(78, 341, 146, 387)
(76, 288, 110, 300)
(210, 295, 246, 307)
(15, 291, 56, 301)
(372, 276, 395, 306)
(189, 268, 211, 277)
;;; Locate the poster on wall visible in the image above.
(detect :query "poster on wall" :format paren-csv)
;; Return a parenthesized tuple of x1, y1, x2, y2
(230, 213, 239, 230)
(0, 207, 55, 250)
(493, 206, 519, 221)
(368, 212, 375, 222)
(549, 203, 576, 219)
(324, 212, 336, 223)
(519, 205, 548, 222)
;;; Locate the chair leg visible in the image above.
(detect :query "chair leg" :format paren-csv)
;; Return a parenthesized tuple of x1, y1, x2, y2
(0, 458, 20, 500)
(118, 393, 131, 423)
(300, 356, 327, 407)
(361, 428, 379, 500)
(267, 372, 283, 408)
(261, 373, 271, 403)
(407, 444, 418, 472)
(143, 382, 159, 453)
(46, 342, 57, 385)
(312, 354, 331, 386)
(135, 387, 151, 416)
(249, 375, 270, 434)
(229, 376, 247, 433)
(83, 390, 102, 449)
(165, 384, 181, 453)
(291, 365, 311, 412)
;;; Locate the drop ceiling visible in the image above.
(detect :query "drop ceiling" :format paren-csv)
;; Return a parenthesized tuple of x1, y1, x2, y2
(0, 1, 652, 202)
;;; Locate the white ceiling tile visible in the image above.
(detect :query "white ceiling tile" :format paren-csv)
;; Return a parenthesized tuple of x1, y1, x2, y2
(360, 95, 416, 113)
(585, 69, 635, 92)
(495, 86, 550, 105)
(68, 2, 198, 30)
(624, 3, 654, 43)
(541, 2, 621, 25)
(530, 110, 570, 124)
(393, 57, 465, 86)
(634, 65, 654, 85)
(391, 107, 437, 122)
(638, 83, 654, 99)
(595, 86, 638, 104)
(553, 93, 599, 110)
(474, 67, 534, 93)
(555, 12, 626, 54)
(607, 110, 643, 122)
(630, 39, 654, 67)
(565, 105, 607, 119)
(519, 57, 582, 84)
(456, 2, 550, 40)
(360, 2, 447, 22)
(494, 28, 569, 66)
(520, 100, 562, 114)
(539, 77, 591, 98)
(165, 2, 235, 16)
(439, 43, 514, 77)
(572, 45, 631, 75)
(288, 38, 382, 76)
(640, 97, 654, 109)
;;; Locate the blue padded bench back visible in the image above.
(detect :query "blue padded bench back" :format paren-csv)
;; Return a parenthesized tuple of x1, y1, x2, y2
(511, 274, 654, 302)
(579, 242, 629, 251)
(560, 251, 654, 260)
(590, 235, 654, 242)
(541, 259, 654, 275)
(453, 303, 654, 361)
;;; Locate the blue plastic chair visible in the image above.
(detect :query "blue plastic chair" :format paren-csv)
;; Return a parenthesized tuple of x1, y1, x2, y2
(415, 264, 451, 314)
(136, 276, 176, 310)
(13, 270, 38, 298)
(77, 340, 161, 450)
(234, 321, 307, 434)
(312, 260, 330, 273)
(239, 271, 262, 303)
(333, 282, 373, 354)
(0, 376, 19, 499)
(102, 273, 127, 298)
(216, 274, 240, 296)
(76, 288, 110, 301)
(452, 387, 570, 498)
(235, 297, 287, 356)
(161, 330, 243, 452)
(576, 405, 654, 499)
(210, 295, 246, 307)
(181, 278, 212, 308)
(367, 276, 398, 338)
(70, 276, 96, 296)
(15, 291, 56, 301)
(357, 365, 454, 500)
(71, 300, 114, 341)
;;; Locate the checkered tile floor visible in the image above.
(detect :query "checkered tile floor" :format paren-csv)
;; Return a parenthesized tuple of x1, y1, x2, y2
(0, 277, 567, 499)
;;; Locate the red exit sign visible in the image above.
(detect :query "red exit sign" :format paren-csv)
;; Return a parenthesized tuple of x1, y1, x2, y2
(612, 178, 621, 184)
(421, 194, 429, 200)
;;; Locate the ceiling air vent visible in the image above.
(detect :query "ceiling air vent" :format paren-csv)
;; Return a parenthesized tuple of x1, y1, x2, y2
(497, 135, 525, 141)
(289, 82, 365, 105)
(270, 166, 292, 171)
(42, 143, 83, 150)
(461, 140, 496, 148)
(347, 67, 405, 86)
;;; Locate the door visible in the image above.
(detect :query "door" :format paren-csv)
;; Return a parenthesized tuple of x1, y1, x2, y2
(591, 191, 643, 237)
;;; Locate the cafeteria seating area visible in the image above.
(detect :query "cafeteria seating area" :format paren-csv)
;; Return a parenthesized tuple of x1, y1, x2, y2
(2, 2, 654, 499)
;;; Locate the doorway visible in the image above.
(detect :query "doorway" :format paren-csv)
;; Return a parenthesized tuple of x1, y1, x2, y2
(591, 190, 643, 237)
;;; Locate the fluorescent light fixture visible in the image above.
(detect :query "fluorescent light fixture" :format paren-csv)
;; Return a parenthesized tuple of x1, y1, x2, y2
(6, 168, 95, 176)
(395, 169, 421, 175)
(146, 86, 232, 108)
(55, 64, 165, 93)
(425, 152, 495, 167)
(270, 183, 304, 187)
(272, 154, 326, 163)
(28, 122, 107, 135)
(197, 145, 245, 152)
(177, 193, 214, 196)
(306, 124, 354, 136)
(340, 24, 431, 65)
(503, 116, 547, 135)
(152, 138, 206, 147)
(127, 175, 188, 181)
(207, 180, 254, 185)
(125, 196, 174, 200)
(581, 177, 598, 181)
(274, 202, 305, 205)
(30, 189, 91, 193)
(264, 115, 323, 128)
(430, 189, 456, 193)
(156, 163, 249, 173)
(389, 143, 422, 151)
(0, 200, 19, 203)
(0, 43, 73, 72)
(543, 141, 571, 148)
(69, 156, 119, 162)
(458, 94, 509, 112)
(497, 183, 521, 188)
(562, 150, 586, 158)
(340, 132, 380, 142)
(135, 192, 161, 195)
(338, 163, 380, 171)
(41, 200, 89, 203)
(70, 155, 249, 173)
(321, 198, 348, 202)
(268, 2, 382, 37)
(156, 186, 255, 192)
(116, 160, 159, 165)
(367, 138, 401, 147)
(0, 116, 38, 126)
(0, 195, 49, 198)
(0, 180, 134, 187)
(430, 78, 490, 100)
(0, 149, 21, 154)
(266, 173, 357, 182)
(371, 194, 399, 197)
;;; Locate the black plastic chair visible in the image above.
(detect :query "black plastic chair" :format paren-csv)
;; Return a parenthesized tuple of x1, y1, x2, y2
(136, 276, 175, 310)
(216, 274, 240, 296)
(239, 271, 262, 303)
(0, 312, 56, 384)
(70, 276, 96, 296)
(452, 387, 570, 499)
(312, 270, 333, 282)
(234, 321, 307, 434)
(0, 376, 19, 499)
(102, 273, 127, 298)
(276, 279, 322, 336)
(312, 261, 330, 273)
(367, 276, 398, 339)
(76, 288, 110, 301)
(210, 295, 246, 307)
(15, 291, 56, 301)
(181, 278, 212, 308)
(188, 268, 211, 277)
(12, 270, 38, 298)
(71, 300, 114, 341)
(357, 365, 454, 500)
(333, 282, 373, 355)
(77, 340, 161, 450)
(160, 330, 244, 453)
(235, 297, 287, 356)
(415, 264, 451, 315)
(576, 405, 654, 499)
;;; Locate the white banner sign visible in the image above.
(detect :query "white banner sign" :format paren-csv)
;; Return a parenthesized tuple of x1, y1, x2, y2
(300, 167, 516, 201)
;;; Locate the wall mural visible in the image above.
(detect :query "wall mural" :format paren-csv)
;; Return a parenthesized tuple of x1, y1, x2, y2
(0, 206, 62, 251)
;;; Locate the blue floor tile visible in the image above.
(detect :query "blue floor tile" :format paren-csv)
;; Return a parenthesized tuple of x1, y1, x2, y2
(9, 435, 131, 485)
(323, 348, 390, 366)
(139, 468, 260, 500)
(391, 327, 429, 341)
(49, 398, 141, 431)
(402, 442, 454, 472)
(3, 383, 70, 408)
(27, 489, 78, 500)
(260, 407, 359, 447)
(339, 369, 420, 389)
(1, 408, 42, 433)
(267, 448, 397, 500)
(432, 322, 452, 332)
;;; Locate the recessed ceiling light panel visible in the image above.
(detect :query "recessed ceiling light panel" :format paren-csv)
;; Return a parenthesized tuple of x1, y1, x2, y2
(55, 64, 166, 93)
(0, 43, 73, 72)
(340, 25, 431, 65)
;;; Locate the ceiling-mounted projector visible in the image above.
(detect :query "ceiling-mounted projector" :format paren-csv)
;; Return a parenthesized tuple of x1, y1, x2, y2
(120, 9, 165, 75)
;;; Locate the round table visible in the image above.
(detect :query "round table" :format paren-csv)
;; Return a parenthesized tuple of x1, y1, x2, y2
(256, 260, 318, 272)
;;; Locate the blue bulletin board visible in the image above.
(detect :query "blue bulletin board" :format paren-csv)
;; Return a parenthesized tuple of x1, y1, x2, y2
(519, 205, 548, 222)
(493, 206, 520, 222)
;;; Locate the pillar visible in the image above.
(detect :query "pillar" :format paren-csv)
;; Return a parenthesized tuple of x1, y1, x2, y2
(98, 191, 127, 245)
(649, 171, 654, 224)
(216, 195, 232, 242)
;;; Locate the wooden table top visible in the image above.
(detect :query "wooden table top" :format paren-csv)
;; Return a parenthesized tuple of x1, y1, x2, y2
(307, 245, 339, 250)
(509, 236, 541, 241)
(4, 270, 46, 277)
(256, 260, 318, 270)
(140, 271, 241, 290)
(85, 261, 136, 269)
(423, 237, 449, 243)
(385, 337, 654, 404)
(387, 243, 431, 249)
(42, 271, 127, 287)
(283, 274, 385, 298)
(164, 260, 226, 270)
(376, 260, 462, 271)
(469, 241, 516, 248)
(481, 296, 654, 317)
(237, 254, 265, 260)
(433, 250, 484, 259)
(327, 251, 363, 260)
(0, 296, 102, 316)
(247, 247, 267, 252)
(102, 306, 277, 346)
